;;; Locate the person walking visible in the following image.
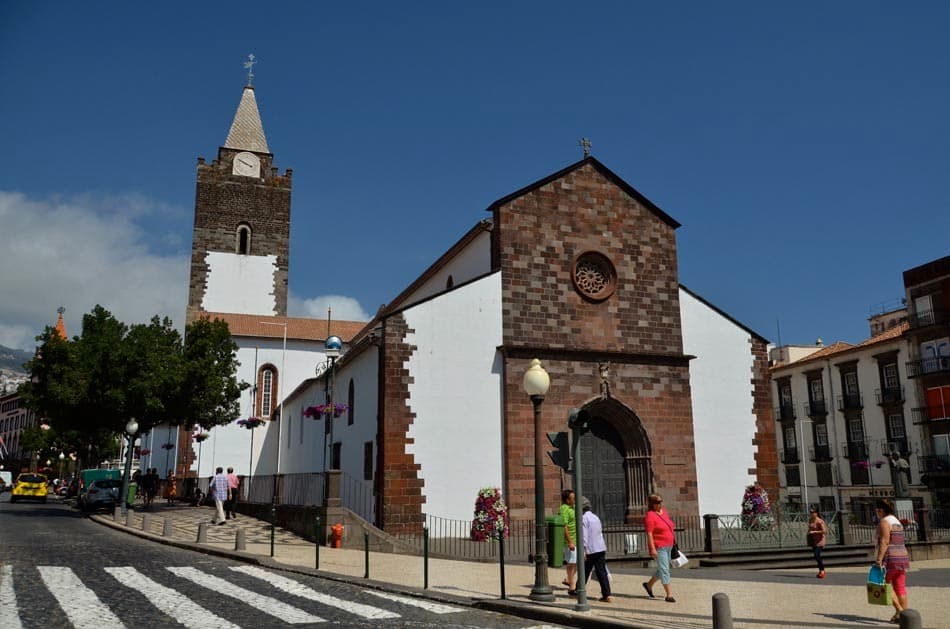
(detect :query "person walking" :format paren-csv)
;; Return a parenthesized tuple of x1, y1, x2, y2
(165, 471, 177, 505)
(142, 468, 158, 509)
(875, 498, 910, 624)
(211, 467, 229, 525)
(226, 466, 239, 519)
(643, 493, 676, 603)
(559, 489, 578, 595)
(580, 497, 612, 602)
(807, 507, 827, 578)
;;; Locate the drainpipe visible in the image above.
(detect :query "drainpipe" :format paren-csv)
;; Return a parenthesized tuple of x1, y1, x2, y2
(826, 359, 844, 511)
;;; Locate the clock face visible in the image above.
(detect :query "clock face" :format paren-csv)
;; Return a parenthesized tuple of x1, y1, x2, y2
(232, 152, 260, 177)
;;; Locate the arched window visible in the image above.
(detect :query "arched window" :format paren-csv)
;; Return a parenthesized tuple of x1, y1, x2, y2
(236, 223, 252, 255)
(347, 379, 355, 425)
(446, 275, 454, 289)
(258, 365, 277, 418)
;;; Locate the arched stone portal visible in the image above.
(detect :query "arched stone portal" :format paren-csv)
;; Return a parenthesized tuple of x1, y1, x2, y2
(578, 398, 652, 525)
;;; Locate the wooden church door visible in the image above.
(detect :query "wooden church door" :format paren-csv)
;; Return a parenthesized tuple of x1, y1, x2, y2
(579, 417, 627, 526)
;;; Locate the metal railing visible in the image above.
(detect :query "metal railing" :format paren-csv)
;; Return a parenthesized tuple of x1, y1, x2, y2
(912, 406, 950, 424)
(281, 472, 325, 506)
(775, 404, 796, 421)
(809, 445, 832, 461)
(804, 400, 827, 417)
(780, 449, 800, 465)
(339, 472, 375, 523)
(837, 393, 863, 411)
(907, 306, 946, 330)
(906, 356, 950, 378)
(917, 454, 950, 474)
(717, 511, 840, 551)
(875, 387, 904, 405)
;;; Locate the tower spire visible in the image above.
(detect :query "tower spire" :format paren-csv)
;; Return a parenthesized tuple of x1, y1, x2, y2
(224, 56, 270, 153)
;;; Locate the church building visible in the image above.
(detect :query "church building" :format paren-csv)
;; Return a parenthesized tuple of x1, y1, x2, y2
(167, 72, 776, 533)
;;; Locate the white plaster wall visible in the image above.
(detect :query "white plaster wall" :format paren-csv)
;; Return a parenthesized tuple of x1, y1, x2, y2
(404, 271, 503, 522)
(401, 231, 491, 308)
(679, 288, 757, 517)
(202, 252, 278, 315)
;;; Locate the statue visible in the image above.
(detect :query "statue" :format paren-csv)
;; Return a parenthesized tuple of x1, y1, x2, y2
(889, 451, 911, 498)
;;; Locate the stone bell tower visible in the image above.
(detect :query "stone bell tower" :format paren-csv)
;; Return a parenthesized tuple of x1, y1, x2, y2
(186, 62, 292, 324)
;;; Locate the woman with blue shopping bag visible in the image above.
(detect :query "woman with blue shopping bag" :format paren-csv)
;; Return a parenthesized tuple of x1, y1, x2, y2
(871, 498, 910, 624)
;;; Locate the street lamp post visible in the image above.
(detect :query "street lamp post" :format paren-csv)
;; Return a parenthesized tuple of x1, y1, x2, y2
(323, 335, 342, 471)
(797, 418, 814, 511)
(524, 358, 555, 602)
(58, 452, 65, 480)
(121, 418, 138, 515)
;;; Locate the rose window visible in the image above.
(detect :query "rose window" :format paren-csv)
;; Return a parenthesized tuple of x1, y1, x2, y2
(572, 251, 616, 301)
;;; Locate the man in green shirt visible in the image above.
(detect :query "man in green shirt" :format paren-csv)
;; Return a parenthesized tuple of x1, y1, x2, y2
(559, 489, 577, 594)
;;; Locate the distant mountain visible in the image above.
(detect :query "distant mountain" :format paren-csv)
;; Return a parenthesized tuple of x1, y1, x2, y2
(0, 344, 33, 374)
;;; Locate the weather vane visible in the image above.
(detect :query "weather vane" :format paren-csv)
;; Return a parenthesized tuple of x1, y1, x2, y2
(244, 53, 257, 86)
(57, 306, 65, 316)
(580, 137, 592, 158)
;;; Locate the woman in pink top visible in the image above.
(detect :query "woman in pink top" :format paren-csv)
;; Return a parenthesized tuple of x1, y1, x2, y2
(642, 493, 676, 602)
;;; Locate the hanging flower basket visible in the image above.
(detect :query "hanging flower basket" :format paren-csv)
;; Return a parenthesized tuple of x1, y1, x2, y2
(852, 461, 870, 470)
(193, 432, 210, 443)
(161, 442, 175, 450)
(470, 487, 509, 541)
(873, 460, 886, 469)
(138, 448, 151, 456)
(237, 417, 264, 429)
(304, 403, 348, 419)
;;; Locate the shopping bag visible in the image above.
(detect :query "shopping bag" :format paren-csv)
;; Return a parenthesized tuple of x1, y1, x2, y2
(670, 543, 681, 559)
(671, 551, 689, 568)
(866, 565, 893, 606)
(623, 533, 638, 555)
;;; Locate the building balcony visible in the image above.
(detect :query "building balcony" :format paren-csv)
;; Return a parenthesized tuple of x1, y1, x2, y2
(775, 403, 796, 422)
(906, 306, 948, 331)
(906, 356, 950, 378)
(809, 445, 833, 462)
(842, 441, 870, 460)
(804, 400, 828, 417)
(918, 454, 950, 474)
(875, 386, 904, 405)
(836, 393, 863, 411)
(881, 438, 909, 457)
(912, 406, 950, 425)
(785, 465, 801, 487)
(780, 449, 801, 465)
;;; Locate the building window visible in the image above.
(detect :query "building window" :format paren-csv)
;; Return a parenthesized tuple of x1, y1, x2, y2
(571, 251, 617, 302)
(236, 223, 252, 255)
(882, 363, 899, 390)
(331, 442, 342, 469)
(363, 441, 373, 481)
(809, 378, 824, 402)
(446, 275, 454, 289)
(347, 379, 355, 426)
(815, 423, 828, 446)
(843, 371, 859, 397)
(888, 414, 906, 439)
(259, 366, 277, 418)
(926, 386, 950, 420)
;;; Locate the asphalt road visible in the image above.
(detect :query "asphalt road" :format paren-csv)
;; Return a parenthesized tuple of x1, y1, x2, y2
(0, 494, 563, 628)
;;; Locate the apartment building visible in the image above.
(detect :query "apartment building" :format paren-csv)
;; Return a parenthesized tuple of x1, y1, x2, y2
(903, 255, 950, 508)
(770, 310, 926, 521)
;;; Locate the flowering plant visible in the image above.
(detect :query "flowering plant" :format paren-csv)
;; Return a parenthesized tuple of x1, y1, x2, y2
(304, 403, 348, 419)
(237, 417, 264, 429)
(138, 448, 151, 456)
(872, 460, 886, 468)
(740, 482, 774, 530)
(161, 442, 175, 450)
(852, 461, 870, 470)
(193, 432, 210, 443)
(470, 487, 509, 541)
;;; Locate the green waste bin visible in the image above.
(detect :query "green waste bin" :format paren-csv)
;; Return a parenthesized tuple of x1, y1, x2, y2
(546, 515, 565, 568)
(126, 482, 137, 507)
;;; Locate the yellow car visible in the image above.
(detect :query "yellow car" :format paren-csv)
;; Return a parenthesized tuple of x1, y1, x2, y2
(10, 472, 48, 503)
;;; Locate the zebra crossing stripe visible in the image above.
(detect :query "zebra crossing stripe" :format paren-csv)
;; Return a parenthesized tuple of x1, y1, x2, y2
(104, 567, 239, 629)
(37, 566, 124, 629)
(0, 565, 23, 629)
(362, 589, 463, 614)
(168, 566, 323, 624)
(230, 566, 400, 620)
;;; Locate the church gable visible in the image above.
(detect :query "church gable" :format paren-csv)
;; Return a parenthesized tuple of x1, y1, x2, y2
(493, 160, 684, 356)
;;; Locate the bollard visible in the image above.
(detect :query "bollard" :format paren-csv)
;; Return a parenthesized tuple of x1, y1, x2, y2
(712, 592, 734, 629)
(899, 609, 922, 629)
(270, 505, 276, 558)
(235, 528, 246, 551)
(142, 513, 152, 533)
(315, 516, 320, 570)
(423, 526, 429, 590)
(163, 517, 173, 537)
(125, 509, 134, 527)
(197, 522, 208, 543)
(498, 525, 506, 600)
(364, 532, 370, 579)
(114, 506, 122, 522)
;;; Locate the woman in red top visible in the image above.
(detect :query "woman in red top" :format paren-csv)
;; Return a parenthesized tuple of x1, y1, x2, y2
(643, 493, 676, 602)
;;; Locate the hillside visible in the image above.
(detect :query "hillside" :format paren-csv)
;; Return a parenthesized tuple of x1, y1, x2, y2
(0, 344, 33, 374)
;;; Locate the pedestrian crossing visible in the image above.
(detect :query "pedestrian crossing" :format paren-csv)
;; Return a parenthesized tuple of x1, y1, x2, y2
(0, 563, 467, 628)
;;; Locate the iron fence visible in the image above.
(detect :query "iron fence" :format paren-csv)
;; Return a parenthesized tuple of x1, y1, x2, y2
(394, 514, 535, 561)
(339, 472, 375, 523)
(717, 511, 840, 550)
(281, 472, 325, 506)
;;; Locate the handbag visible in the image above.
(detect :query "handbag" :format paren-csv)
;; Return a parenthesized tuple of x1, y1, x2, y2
(671, 543, 681, 559)
(866, 564, 893, 606)
(671, 549, 689, 568)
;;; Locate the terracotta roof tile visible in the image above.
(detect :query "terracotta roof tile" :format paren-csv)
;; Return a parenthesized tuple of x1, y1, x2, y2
(198, 311, 367, 342)
(771, 321, 909, 372)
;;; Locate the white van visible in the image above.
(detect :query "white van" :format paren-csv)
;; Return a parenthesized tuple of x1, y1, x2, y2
(0, 471, 12, 492)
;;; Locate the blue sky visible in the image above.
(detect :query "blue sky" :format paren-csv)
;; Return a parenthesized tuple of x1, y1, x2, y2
(1, 2, 948, 351)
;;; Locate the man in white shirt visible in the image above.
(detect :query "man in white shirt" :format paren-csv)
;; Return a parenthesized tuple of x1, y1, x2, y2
(211, 467, 229, 525)
(581, 496, 612, 602)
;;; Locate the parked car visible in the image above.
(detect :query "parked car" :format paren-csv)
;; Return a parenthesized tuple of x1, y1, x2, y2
(10, 473, 48, 503)
(81, 479, 125, 512)
(0, 471, 12, 492)
(76, 469, 122, 507)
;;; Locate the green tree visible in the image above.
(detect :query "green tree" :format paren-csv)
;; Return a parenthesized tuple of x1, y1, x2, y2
(179, 316, 247, 430)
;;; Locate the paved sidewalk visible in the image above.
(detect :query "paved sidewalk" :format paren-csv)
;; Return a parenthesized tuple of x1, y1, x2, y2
(89, 501, 950, 628)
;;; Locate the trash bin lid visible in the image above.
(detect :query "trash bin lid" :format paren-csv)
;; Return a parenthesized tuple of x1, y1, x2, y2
(545, 515, 565, 525)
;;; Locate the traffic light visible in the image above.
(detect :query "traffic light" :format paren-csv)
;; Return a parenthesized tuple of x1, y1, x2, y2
(547, 431, 571, 471)
(568, 408, 591, 433)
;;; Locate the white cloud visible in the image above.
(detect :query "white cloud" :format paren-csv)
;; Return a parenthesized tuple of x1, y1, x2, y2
(0, 191, 189, 350)
(288, 293, 371, 323)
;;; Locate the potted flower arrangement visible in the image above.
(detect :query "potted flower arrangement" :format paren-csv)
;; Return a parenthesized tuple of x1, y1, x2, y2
(304, 403, 348, 419)
(740, 482, 774, 530)
(470, 486, 509, 541)
(237, 417, 264, 429)
(852, 460, 871, 470)
(161, 442, 175, 450)
(139, 448, 151, 456)
(872, 460, 886, 469)
(193, 432, 210, 443)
